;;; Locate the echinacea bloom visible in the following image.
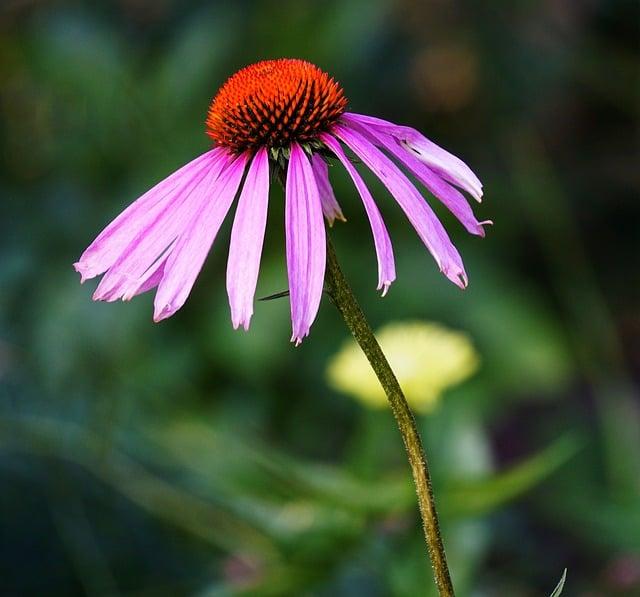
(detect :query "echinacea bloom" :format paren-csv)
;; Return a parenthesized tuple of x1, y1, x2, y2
(327, 321, 479, 412)
(75, 59, 488, 345)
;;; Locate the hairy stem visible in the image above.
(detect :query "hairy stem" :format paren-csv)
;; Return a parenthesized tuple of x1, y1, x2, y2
(324, 237, 454, 597)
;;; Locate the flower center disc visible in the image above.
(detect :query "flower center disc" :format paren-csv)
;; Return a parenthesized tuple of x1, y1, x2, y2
(206, 59, 348, 153)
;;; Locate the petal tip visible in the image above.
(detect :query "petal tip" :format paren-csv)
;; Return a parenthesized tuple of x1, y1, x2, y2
(153, 304, 174, 323)
(92, 289, 106, 301)
(290, 332, 306, 347)
(442, 265, 468, 289)
(475, 220, 493, 237)
(74, 262, 92, 284)
(456, 273, 469, 289)
(324, 210, 346, 227)
(469, 185, 484, 203)
(378, 281, 393, 297)
(231, 313, 252, 332)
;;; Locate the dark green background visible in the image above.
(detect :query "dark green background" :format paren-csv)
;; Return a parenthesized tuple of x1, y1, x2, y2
(1, 1, 638, 595)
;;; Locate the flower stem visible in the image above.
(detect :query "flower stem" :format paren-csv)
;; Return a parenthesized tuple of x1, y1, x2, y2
(324, 237, 455, 597)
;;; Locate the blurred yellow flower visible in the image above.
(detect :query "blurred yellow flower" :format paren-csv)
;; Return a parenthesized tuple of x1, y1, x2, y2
(327, 321, 479, 412)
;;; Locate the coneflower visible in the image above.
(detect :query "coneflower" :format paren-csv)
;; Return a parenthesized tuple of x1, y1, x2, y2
(75, 58, 489, 595)
(75, 58, 486, 345)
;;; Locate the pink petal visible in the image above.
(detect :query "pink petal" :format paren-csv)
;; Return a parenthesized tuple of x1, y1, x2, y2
(124, 251, 171, 300)
(286, 143, 327, 345)
(153, 152, 250, 322)
(311, 153, 345, 226)
(226, 148, 270, 331)
(74, 149, 223, 281)
(320, 133, 396, 295)
(341, 112, 483, 202)
(93, 149, 235, 301)
(353, 124, 489, 236)
(334, 123, 468, 289)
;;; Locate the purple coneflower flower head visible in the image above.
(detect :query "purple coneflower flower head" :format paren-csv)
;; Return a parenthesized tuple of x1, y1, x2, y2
(75, 59, 488, 345)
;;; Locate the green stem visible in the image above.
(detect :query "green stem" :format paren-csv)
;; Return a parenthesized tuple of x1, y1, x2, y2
(324, 237, 454, 597)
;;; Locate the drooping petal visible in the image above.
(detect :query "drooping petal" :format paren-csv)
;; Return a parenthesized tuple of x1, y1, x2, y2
(352, 123, 489, 236)
(311, 153, 345, 226)
(74, 149, 223, 281)
(334, 123, 468, 288)
(153, 152, 249, 322)
(341, 112, 483, 202)
(93, 149, 235, 302)
(286, 143, 327, 345)
(226, 147, 270, 331)
(124, 250, 171, 300)
(320, 133, 396, 295)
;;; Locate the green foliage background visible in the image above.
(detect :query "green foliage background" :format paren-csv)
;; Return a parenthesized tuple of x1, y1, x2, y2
(1, 1, 638, 595)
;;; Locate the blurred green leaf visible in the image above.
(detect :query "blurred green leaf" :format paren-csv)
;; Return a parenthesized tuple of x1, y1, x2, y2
(549, 568, 567, 597)
(0, 416, 281, 559)
(543, 490, 640, 552)
(442, 433, 582, 518)
(145, 418, 414, 515)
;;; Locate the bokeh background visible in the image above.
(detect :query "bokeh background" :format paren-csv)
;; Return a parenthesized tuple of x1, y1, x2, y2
(1, 1, 639, 595)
